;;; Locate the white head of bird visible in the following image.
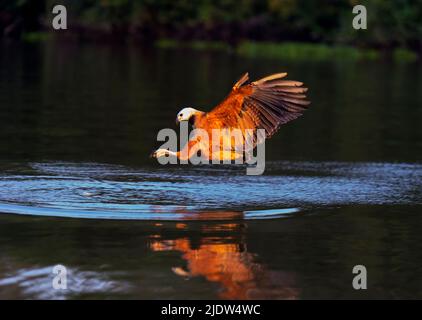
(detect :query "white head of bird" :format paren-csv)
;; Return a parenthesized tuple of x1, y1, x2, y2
(176, 107, 203, 124)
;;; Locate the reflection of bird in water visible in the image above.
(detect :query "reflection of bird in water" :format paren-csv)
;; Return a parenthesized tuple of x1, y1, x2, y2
(152, 72, 310, 160)
(149, 223, 300, 300)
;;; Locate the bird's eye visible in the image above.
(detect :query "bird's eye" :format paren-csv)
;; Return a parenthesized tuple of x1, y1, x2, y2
(180, 113, 183, 117)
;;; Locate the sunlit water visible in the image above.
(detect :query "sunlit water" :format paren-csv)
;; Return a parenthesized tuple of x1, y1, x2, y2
(1, 40, 422, 299)
(0, 161, 421, 220)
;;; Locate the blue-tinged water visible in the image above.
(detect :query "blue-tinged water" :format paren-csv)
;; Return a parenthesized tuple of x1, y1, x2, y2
(0, 161, 421, 220)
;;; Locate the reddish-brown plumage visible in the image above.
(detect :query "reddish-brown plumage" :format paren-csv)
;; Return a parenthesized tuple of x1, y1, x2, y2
(176, 72, 310, 161)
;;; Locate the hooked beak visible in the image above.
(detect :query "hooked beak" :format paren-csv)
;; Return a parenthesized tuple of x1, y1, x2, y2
(150, 150, 157, 158)
(176, 117, 188, 125)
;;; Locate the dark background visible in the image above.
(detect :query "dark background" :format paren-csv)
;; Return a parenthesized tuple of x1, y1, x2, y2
(0, 1, 422, 300)
(1, 0, 421, 60)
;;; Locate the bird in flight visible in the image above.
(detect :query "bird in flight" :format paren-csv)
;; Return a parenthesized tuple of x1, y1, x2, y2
(152, 72, 310, 161)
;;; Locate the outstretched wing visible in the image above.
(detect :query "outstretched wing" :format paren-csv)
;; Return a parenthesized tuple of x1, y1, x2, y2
(205, 72, 310, 145)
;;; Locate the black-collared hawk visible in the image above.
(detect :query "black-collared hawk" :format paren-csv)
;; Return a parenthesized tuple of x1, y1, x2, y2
(152, 72, 310, 161)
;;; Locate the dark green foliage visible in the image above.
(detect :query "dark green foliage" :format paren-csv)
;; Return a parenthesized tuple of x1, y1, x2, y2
(0, 0, 421, 56)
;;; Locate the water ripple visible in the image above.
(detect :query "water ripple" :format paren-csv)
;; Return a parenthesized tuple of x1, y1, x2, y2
(0, 161, 421, 220)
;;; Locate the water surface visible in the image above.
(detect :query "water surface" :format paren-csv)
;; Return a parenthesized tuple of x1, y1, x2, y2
(0, 40, 421, 299)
